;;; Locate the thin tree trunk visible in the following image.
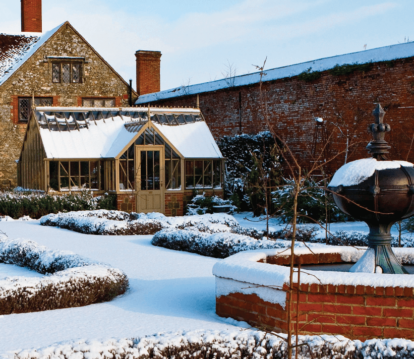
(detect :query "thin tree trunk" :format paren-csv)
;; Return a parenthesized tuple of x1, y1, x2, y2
(295, 259, 301, 359)
(287, 172, 301, 359)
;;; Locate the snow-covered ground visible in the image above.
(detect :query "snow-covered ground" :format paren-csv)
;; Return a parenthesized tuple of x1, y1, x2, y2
(0, 220, 244, 353)
(0, 263, 42, 278)
(0, 213, 410, 354)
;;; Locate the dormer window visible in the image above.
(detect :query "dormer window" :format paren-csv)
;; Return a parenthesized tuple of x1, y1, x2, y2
(52, 62, 82, 83)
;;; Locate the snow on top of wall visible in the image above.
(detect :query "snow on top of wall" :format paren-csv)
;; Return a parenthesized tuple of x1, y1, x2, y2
(213, 246, 414, 308)
(153, 121, 223, 158)
(0, 23, 64, 86)
(328, 158, 414, 187)
(136, 41, 414, 104)
(40, 115, 137, 159)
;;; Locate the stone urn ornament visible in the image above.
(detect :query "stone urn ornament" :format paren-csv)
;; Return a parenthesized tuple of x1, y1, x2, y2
(328, 104, 414, 274)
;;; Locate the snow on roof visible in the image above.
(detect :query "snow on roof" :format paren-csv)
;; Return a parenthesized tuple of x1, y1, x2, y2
(40, 115, 137, 159)
(34, 107, 222, 159)
(137, 41, 414, 104)
(0, 23, 63, 86)
(153, 121, 223, 158)
(328, 158, 414, 187)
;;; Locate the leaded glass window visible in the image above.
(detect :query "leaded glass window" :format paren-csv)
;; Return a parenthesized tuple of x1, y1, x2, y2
(51, 62, 82, 83)
(18, 97, 53, 122)
(52, 63, 60, 83)
(82, 98, 116, 107)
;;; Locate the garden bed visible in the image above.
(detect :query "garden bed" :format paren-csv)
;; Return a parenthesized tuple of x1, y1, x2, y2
(40, 210, 240, 235)
(151, 229, 324, 258)
(0, 237, 128, 314)
(6, 329, 414, 359)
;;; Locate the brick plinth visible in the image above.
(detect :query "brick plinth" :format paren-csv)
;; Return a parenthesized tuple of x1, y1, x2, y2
(116, 194, 136, 213)
(216, 251, 414, 341)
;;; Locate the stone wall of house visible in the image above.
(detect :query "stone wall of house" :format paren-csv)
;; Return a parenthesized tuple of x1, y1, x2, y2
(140, 58, 414, 174)
(0, 23, 134, 187)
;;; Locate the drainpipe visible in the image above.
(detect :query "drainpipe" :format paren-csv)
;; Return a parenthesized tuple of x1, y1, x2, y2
(129, 79, 133, 106)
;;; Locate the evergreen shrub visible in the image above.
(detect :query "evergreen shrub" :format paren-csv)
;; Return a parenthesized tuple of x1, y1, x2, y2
(0, 190, 117, 219)
(217, 131, 283, 214)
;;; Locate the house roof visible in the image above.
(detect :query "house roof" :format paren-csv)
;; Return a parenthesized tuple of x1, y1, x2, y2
(0, 23, 62, 86)
(0, 22, 137, 95)
(33, 107, 223, 159)
(136, 41, 414, 104)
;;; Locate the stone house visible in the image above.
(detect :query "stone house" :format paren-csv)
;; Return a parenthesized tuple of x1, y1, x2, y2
(136, 43, 414, 174)
(0, 6, 139, 187)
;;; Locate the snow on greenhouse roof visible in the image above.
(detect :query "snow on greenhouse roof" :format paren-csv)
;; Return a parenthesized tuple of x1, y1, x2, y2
(153, 121, 222, 158)
(136, 41, 414, 104)
(0, 23, 64, 86)
(33, 107, 222, 159)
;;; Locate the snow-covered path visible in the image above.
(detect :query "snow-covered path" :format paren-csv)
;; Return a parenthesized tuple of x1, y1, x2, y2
(0, 221, 240, 353)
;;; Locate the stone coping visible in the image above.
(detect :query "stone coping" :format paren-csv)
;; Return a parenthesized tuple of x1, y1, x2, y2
(212, 246, 414, 300)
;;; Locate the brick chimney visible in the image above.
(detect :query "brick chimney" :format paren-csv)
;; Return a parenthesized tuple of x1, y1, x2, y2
(21, 0, 42, 33)
(135, 50, 162, 96)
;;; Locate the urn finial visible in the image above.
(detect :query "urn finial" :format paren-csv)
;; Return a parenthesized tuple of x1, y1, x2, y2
(366, 103, 391, 160)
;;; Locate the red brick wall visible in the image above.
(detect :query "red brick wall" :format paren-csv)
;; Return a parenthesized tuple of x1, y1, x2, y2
(136, 51, 161, 96)
(116, 194, 136, 213)
(165, 193, 184, 217)
(142, 58, 414, 174)
(21, 0, 42, 33)
(216, 250, 414, 340)
(217, 286, 414, 341)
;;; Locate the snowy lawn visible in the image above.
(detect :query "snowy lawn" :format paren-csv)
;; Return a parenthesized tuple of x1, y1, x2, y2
(0, 263, 42, 278)
(0, 220, 244, 353)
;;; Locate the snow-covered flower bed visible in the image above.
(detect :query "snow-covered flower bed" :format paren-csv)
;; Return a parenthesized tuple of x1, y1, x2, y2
(40, 210, 239, 235)
(0, 237, 128, 314)
(5, 329, 414, 359)
(152, 229, 297, 258)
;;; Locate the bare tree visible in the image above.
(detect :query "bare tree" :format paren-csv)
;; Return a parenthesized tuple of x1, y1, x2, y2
(222, 61, 237, 87)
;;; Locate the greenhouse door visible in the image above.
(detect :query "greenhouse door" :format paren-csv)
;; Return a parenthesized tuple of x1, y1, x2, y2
(136, 146, 165, 214)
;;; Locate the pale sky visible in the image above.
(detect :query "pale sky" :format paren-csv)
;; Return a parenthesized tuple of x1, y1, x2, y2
(1, 0, 413, 90)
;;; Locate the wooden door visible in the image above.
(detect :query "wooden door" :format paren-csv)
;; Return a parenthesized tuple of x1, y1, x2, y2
(136, 145, 165, 213)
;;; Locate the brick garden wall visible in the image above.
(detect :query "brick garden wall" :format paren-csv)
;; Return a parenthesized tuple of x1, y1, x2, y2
(215, 250, 414, 341)
(216, 285, 414, 341)
(141, 58, 414, 174)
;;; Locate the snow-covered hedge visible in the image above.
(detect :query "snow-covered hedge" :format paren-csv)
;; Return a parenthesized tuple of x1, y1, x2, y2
(186, 193, 236, 215)
(152, 229, 289, 258)
(0, 237, 128, 314)
(0, 190, 116, 219)
(5, 329, 414, 359)
(40, 210, 239, 235)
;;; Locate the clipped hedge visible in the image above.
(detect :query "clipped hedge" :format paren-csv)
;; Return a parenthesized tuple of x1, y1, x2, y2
(9, 329, 414, 359)
(0, 237, 128, 314)
(151, 229, 288, 258)
(40, 210, 240, 236)
(0, 190, 117, 219)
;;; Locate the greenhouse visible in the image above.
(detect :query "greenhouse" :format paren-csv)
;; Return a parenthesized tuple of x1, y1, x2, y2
(18, 106, 224, 215)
